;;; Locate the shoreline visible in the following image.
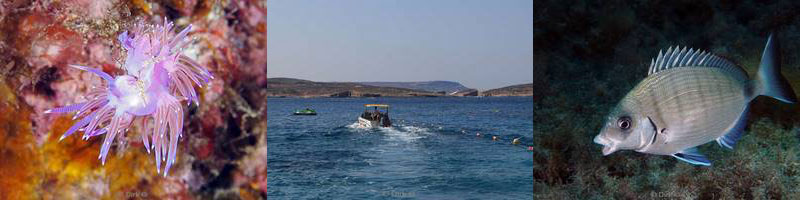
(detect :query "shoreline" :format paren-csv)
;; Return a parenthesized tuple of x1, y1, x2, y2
(267, 78, 532, 98)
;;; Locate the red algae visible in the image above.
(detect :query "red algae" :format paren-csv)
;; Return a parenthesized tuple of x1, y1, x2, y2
(16, 13, 86, 69)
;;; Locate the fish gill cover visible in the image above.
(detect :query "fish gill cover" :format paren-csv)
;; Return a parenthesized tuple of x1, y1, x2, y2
(535, 0, 800, 199)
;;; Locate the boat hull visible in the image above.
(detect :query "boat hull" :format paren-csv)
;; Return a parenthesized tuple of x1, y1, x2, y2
(357, 117, 381, 128)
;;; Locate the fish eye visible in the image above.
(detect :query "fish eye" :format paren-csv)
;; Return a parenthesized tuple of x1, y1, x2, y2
(617, 116, 632, 130)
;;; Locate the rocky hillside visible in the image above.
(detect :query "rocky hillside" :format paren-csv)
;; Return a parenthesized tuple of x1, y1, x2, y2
(267, 78, 443, 97)
(358, 81, 472, 94)
(482, 83, 533, 96)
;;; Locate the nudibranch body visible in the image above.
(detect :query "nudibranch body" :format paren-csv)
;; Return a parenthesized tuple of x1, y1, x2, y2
(46, 19, 213, 176)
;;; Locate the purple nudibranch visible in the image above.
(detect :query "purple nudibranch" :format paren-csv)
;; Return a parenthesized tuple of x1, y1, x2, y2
(46, 19, 213, 176)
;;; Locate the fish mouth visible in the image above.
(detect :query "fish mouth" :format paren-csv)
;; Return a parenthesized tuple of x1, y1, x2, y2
(601, 145, 617, 156)
(594, 135, 618, 156)
(593, 134, 609, 146)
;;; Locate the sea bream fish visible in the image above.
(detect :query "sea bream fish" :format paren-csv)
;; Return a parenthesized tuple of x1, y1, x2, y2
(593, 34, 796, 166)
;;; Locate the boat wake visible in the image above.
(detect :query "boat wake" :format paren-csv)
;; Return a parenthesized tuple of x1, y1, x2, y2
(379, 125, 431, 142)
(345, 122, 367, 130)
(345, 122, 432, 142)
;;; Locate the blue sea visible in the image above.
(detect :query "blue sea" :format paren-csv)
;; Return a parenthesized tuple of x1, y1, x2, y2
(266, 97, 533, 199)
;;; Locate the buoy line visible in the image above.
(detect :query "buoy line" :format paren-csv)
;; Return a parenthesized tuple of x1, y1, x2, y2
(472, 131, 533, 151)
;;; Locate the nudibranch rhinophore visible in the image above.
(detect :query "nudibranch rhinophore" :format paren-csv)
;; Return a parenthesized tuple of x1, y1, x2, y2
(46, 19, 213, 176)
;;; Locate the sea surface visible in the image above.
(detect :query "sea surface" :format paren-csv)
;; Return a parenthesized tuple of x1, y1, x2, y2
(266, 97, 533, 199)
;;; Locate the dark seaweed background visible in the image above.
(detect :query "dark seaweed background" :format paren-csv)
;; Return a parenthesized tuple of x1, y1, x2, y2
(534, 0, 800, 199)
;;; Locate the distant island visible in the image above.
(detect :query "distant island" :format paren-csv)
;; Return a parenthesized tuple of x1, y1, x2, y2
(358, 81, 471, 94)
(482, 83, 533, 96)
(266, 78, 532, 97)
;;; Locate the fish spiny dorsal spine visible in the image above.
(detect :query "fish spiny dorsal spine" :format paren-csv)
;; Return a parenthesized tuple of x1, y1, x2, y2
(647, 46, 749, 81)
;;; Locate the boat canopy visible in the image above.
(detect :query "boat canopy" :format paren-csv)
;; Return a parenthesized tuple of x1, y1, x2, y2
(364, 104, 389, 108)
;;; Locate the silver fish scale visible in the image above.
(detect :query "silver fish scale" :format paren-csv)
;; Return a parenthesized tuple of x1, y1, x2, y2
(632, 67, 747, 155)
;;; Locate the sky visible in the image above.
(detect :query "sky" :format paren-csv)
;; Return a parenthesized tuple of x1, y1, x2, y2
(267, 0, 532, 90)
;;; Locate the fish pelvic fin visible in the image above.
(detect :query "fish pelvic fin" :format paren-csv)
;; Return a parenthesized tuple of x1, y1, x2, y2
(672, 147, 711, 166)
(751, 33, 797, 103)
(717, 106, 748, 150)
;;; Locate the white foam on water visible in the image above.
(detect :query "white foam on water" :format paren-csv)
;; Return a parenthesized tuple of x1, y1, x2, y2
(345, 122, 432, 142)
(379, 125, 431, 142)
(346, 122, 364, 129)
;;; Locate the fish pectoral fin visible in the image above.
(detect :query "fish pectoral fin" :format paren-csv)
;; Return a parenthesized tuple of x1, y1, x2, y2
(716, 107, 749, 150)
(672, 147, 711, 166)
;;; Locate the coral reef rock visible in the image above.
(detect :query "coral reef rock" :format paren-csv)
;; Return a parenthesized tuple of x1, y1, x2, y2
(0, 0, 266, 199)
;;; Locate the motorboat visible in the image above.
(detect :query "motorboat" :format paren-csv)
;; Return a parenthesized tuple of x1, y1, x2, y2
(357, 104, 391, 128)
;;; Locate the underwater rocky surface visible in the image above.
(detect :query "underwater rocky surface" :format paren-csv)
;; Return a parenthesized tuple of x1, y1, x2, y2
(535, 0, 800, 199)
(0, 0, 266, 199)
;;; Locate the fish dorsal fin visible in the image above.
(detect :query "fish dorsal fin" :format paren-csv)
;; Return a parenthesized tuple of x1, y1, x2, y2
(648, 46, 748, 81)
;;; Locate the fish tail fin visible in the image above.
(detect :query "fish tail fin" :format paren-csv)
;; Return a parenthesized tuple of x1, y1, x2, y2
(752, 33, 797, 103)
